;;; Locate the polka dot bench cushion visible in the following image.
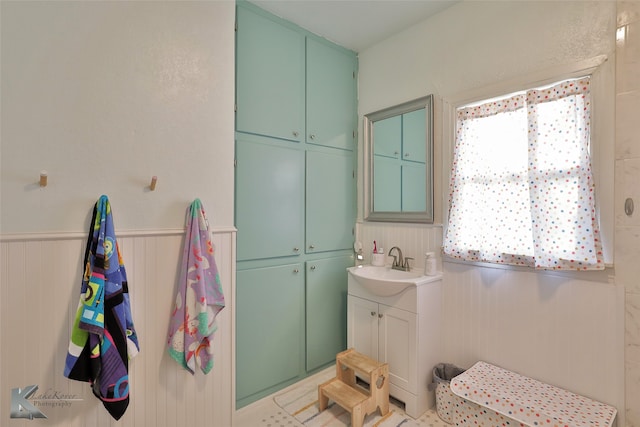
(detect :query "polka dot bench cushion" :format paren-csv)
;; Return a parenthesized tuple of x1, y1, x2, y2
(450, 361, 616, 427)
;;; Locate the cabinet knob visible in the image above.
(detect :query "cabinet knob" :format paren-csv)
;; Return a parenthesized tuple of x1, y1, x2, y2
(310, 265, 316, 271)
(309, 244, 315, 250)
(292, 131, 299, 137)
(394, 151, 399, 155)
(309, 134, 316, 140)
(293, 247, 300, 252)
(405, 153, 410, 157)
(293, 269, 299, 273)
(378, 313, 383, 319)
(370, 311, 376, 317)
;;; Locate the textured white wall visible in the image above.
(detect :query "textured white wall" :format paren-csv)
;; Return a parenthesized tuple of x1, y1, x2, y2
(0, 1, 235, 233)
(0, 2, 236, 425)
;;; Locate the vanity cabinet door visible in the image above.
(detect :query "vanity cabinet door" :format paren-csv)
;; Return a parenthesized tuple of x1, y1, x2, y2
(306, 38, 357, 151)
(236, 264, 305, 406)
(306, 149, 355, 253)
(236, 6, 305, 142)
(378, 304, 417, 394)
(347, 295, 379, 361)
(306, 255, 353, 371)
(235, 138, 304, 261)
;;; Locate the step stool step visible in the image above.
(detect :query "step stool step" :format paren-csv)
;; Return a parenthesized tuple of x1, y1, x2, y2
(319, 378, 369, 411)
(337, 348, 385, 378)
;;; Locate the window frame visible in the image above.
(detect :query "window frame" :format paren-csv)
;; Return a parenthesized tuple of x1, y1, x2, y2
(442, 55, 614, 270)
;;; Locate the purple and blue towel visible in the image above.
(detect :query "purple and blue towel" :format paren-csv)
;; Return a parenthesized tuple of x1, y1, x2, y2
(64, 195, 139, 420)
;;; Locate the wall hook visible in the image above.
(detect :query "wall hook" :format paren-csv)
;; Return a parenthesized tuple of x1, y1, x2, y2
(149, 176, 158, 191)
(39, 170, 48, 187)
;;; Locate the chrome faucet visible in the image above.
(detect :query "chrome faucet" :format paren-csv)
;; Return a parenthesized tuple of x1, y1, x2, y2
(388, 246, 413, 271)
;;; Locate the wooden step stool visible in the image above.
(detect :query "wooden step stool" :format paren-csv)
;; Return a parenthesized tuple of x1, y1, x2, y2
(318, 348, 389, 427)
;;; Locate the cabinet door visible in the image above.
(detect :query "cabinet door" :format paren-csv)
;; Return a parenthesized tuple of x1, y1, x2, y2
(306, 38, 356, 151)
(402, 162, 427, 212)
(306, 149, 355, 253)
(378, 304, 417, 394)
(347, 296, 379, 360)
(235, 138, 304, 261)
(373, 155, 401, 212)
(236, 6, 305, 142)
(306, 255, 353, 371)
(401, 108, 426, 162)
(236, 264, 304, 406)
(373, 115, 401, 158)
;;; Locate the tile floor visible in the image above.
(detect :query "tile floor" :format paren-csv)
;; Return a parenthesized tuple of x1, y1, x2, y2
(234, 366, 448, 427)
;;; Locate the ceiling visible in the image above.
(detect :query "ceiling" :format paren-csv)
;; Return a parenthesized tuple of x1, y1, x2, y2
(249, 0, 461, 52)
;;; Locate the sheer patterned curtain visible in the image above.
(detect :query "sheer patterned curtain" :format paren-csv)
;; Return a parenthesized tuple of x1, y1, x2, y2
(444, 77, 604, 270)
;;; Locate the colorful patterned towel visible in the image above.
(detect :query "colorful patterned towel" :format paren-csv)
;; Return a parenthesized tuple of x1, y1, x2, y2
(64, 195, 139, 420)
(167, 199, 225, 374)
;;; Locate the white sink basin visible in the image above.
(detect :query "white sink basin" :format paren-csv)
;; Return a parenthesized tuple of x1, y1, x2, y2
(347, 265, 437, 297)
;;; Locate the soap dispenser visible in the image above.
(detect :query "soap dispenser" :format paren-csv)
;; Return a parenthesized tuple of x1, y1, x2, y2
(424, 252, 437, 276)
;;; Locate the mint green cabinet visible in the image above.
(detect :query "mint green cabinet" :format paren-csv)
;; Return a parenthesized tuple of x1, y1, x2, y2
(236, 4, 356, 150)
(236, 264, 305, 407)
(372, 108, 427, 212)
(373, 115, 401, 159)
(235, 2, 357, 409)
(401, 108, 426, 163)
(373, 155, 401, 212)
(306, 38, 357, 151)
(402, 163, 427, 212)
(236, 6, 305, 142)
(306, 149, 355, 253)
(306, 255, 353, 371)
(235, 138, 304, 261)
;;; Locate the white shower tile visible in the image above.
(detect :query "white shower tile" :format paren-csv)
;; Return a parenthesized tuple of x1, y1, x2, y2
(618, 1, 640, 28)
(626, 360, 640, 426)
(618, 21, 640, 93)
(616, 91, 640, 159)
(615, 158, 640, 227)
(615, 226, 640, 292)
(627, 293, 640, 364)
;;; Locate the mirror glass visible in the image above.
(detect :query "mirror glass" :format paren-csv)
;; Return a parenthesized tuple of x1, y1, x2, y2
(364, 95, 434, 223)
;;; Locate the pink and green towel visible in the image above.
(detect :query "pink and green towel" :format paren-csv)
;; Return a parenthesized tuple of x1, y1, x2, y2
(167, 199, 225, 374)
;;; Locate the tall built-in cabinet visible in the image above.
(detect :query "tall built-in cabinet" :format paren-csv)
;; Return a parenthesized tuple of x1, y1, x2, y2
(234, 2, 357, 408)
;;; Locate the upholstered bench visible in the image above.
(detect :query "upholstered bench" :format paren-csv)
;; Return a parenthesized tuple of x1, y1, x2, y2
(450, 361, 617, 427)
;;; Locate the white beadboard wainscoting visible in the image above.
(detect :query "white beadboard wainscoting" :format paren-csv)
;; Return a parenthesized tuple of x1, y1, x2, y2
(356, 222, 444, 270)
(441, 261, 625, 425)
(0, 228, 235, 427)
(356, 221, 625, 425)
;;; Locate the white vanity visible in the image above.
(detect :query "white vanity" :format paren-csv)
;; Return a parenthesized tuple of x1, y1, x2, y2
(346, 265, 442, 418)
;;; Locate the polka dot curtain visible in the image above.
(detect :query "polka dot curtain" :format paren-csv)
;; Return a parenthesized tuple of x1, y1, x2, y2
(444, 77, 604, 270)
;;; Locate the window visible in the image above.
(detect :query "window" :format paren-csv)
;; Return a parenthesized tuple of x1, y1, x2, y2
(444, 77, 604, 270)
